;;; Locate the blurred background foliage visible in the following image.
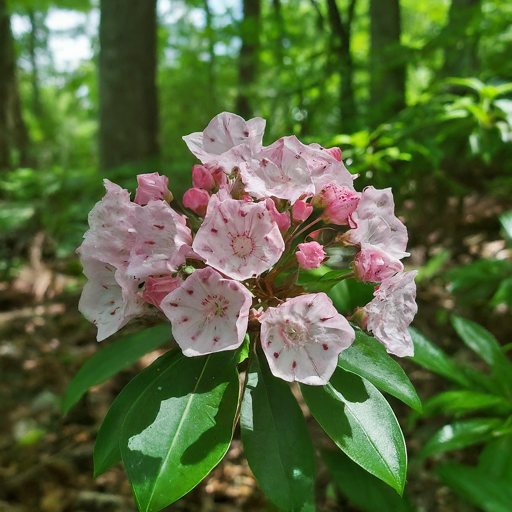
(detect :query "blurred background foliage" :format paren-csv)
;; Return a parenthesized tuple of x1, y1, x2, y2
(2, 0, 512, 510)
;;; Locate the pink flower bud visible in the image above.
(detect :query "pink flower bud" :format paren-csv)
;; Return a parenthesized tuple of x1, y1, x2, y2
(265, 198, 291, 232)
(142, 275, 182, 310)
(211, 168, 228, 189)
(192, 165, 215, 191)
(353, 245, 404, 283)
(183, 188, 210, 217)
(134, 172, 173, 205)
(322, 146, 342, 162)
(292, 200, 313, 223)
(296, 241, 325, 270)
(315, 184, 360, 225)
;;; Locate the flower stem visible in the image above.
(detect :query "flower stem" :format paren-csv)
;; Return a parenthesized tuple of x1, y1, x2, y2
(233, 333, 257, 433)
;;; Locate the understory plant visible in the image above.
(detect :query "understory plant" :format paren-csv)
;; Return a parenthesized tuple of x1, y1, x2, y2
(64, 112, 420, 512)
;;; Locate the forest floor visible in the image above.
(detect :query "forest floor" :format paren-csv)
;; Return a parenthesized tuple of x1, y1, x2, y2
(1, 192, 511, 512)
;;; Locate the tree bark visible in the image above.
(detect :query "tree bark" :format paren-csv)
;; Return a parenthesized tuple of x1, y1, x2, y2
(0, 0, 12, 170)
(235, 0, 261, 121)
(27, 9, 43, 121)
(440, 0, 481, 78)
(326, 0, 357, 132)
(369, 0, 406, 126)
(99, 0, 159, 171)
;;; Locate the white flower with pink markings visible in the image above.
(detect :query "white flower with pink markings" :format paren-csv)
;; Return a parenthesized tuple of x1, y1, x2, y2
(364, 270, 418, 357)
(160, 267, 252, 356)
(259, 293, 355, 385)
(192, 195, 285, 281)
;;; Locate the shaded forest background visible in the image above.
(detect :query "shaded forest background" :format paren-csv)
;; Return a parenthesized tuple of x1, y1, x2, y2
(2, 0, 512, 511)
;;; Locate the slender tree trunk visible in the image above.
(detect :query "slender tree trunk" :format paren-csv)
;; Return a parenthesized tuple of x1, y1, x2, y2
(235, 0, 261, 120)
(99, 0, 159, 171)
(0, 0, 11, 170)
(326, 0, 357, 132)
(27, 10, 42, 120)
(369, 0, 406, 126)
(440, 0, 481, 78)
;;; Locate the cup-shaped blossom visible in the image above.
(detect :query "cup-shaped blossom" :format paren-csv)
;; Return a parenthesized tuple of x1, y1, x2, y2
(240, 137, 315, 204)
(134, 172, 173, 205)
(259, 293, 355, 385)
(142, 275, 182, 310)
(192, 195, 285, 281)
(292, 200, 313, 223)
(346, 186, 408, 260)
(364, 270, 418, 357)
(192, 165, 215, 191)
(160, 267, 252, 356)
(296, 241, 325, 270)
(183, 188, 210, 217)
(322, 147, 342, 161)
(265, 198, 291, 232)
(353, 244, 404, 283)
(78, 258, 147, 341)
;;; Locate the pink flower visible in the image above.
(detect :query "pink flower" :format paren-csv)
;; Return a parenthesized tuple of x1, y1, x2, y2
(353, 244, 404, 283)
(160, 267, 252, 356)
(78, 258, 147, 341)
(364, 271, 418, 357)
(296, 241, 325, 270)
(265, 198, 291, 232)
(183, 112, 265, 173)
(346, 186, 408, 260)
(142, 275, 182, 310)
(259, 293, 355, 385)
(240, 137, 315, 204)
(292, 200, 313, 223)
(134, 172, 172, 205)
(322, 147, 342, 161)
(192, 165, 215, 191)
(183, 188, 210, 217)
(315, 184, 361, 225)
(192, 195, 285, 281)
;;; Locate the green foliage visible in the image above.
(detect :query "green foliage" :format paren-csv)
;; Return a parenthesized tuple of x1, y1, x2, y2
(62, 324, 172, 414)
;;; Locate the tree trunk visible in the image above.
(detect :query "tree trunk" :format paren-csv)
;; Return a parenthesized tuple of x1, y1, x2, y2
(27, 10, 43, 121)
(0, 0, 12, 170)
(235, 0, 261, 120)
(326, 0, 357, 132)
(369, 0, 406, 126)
(440, 0, 481, 78)
(99, 0, 159, 171)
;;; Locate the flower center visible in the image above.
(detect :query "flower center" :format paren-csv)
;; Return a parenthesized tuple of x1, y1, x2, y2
(232, 235, 254, 258)
(202, 294, 229, 319)
(284, 321, 308, 347)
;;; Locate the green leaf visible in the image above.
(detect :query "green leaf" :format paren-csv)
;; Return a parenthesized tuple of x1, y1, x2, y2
(62, 324, 172, 414)
(421, 390, 511, 418)
(409, 328, 471, 388)
(437, 462, 512, 512)
(322, 449, 414, 512)
(319, 270, 351, 282)
(94, 349, 182, 477)
(479, 434, 512, 482)
(452, 316, 512, 398)
(500, 211, 512, 241)
(241, 351, 316, 512)
(420, 418, 503, 458)
(120, 351, 239, 512)
(301, 367, 407, 494)
(338, 330, 421, 412)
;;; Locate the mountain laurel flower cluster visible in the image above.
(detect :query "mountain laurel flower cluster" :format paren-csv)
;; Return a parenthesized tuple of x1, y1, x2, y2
(77, 112, 418, 385)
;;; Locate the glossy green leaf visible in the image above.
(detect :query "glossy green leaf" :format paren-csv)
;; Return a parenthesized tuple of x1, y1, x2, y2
(452, 316, 512, 398)
(62, 324, 172, 414)
(301, 367, 407, 494)
(409, 327, 471, 388)
(338, 330, 421, 412)
(479, 434, 512, 482)
(499, 211, 512, 241)
(420, 418, 503, 458)
(437, 462, 512, 512)
(120, 351, 239, 512)
(421, 390, 511, 418)
(94, 349, 182, 477)
(322, 449, 414, 512)
(241, 351, 316, 512)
